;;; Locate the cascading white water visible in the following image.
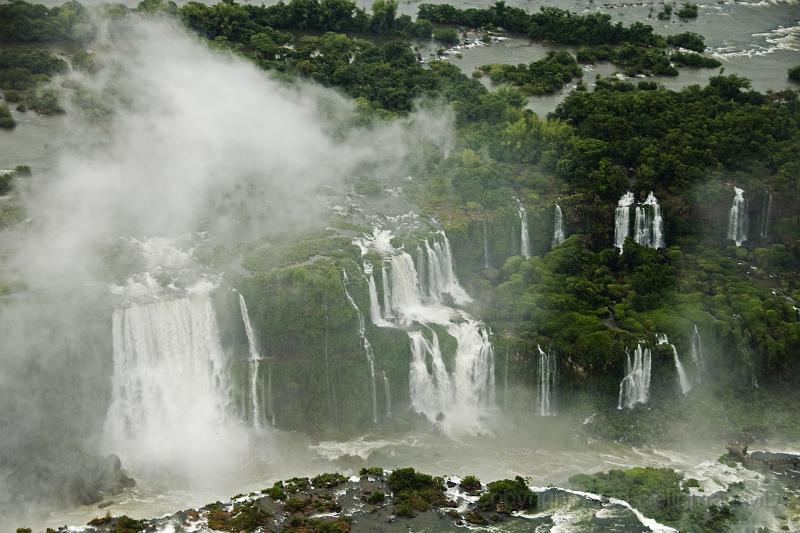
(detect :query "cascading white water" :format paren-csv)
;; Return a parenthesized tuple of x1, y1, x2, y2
(760, 190, 772, 240)
(727, 187, 748, 247)
(382, 370, 392, 418)
(366, 264, 388, 327)
(690, 324, 704, 383)
(381, 262, 394, 321)
(633, 205, 650, 247)
(614, 192, 635, 251)
(238, 294, 263, 430)
(483, 219, 490, 268)
(104, 294, 242, 472)
(519, 205, 531, 258)
(617, 344, 652, 409)
(503, 350, 510, 408)
(267, 363, 275, 427)
(538, 345, 557, 416)
(408, 329, 454, 420)
(633, 192, 664, 248)
(357, 228, 494, 433)
(424, 232, 471, 305)
(657, 334, 691, 395)
(645, 192, 664, 248)
(552, 204, 565, 247)
(342, 270, 377, 425)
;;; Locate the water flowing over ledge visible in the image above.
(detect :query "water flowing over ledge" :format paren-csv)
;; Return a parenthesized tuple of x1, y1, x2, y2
(355, 228, 495, 435)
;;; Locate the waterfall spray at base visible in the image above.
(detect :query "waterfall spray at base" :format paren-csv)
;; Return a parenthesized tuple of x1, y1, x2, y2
(614, 192, 635, 251)
(618, 344, 652, 409)
(538, 345, 557, 416)
(357, 228, 495, 434)
(658, 334, 691, 395)
(518, 203, 531, 258)
(342, 270, 378, 425)
(239, 294, 265, 430)
(552, 204, 565, 247)
(104, 291, 247, 476)
(728, 187, 748, 247)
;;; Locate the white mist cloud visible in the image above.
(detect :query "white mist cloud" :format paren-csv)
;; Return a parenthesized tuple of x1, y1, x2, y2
(9, 14, 454, 288)
(0, 13, 454, 526)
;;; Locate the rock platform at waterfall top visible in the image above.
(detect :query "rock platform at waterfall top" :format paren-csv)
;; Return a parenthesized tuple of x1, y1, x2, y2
(38, 468, 659, 533)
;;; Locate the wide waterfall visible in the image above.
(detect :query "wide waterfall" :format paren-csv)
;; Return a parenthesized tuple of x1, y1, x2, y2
(727, 187, 748, 247)
(358, 228, 495, 433)
(657, 334, 691, 395)
(538, 345, 557, 416)
(617, 344, 652, 409)
(519, 204, 531, 258)
(690, 324, 704, 383)
(552, 204, 565, 247)
(614, 192, 635, 251)
(238, 294, 264, 430)
(342, 270, 378, 425)
(616, 192, 664, 250)
(760, 190, 772, 241)
(103, 293, 242, 472)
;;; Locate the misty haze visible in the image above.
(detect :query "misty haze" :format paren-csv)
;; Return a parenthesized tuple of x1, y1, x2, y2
(0, 0, 799, 531)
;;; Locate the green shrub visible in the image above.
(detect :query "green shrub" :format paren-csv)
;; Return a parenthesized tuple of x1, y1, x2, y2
(676, 3, 698, 18)
(459, 474, 482, 493)
(368, 490, 386, 504)
(789, 65, 800, 81)
(433, 27, 459, 45)
(0, 103, 14, 129)
(477, 476, 537, 513)
(311, 472, 347, 488)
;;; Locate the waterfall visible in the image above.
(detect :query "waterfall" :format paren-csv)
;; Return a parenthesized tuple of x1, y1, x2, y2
(727, 187, 747, 247)
(423, 232, 471, 305)
(238, 294, 263, 430)
(382, 370, 392, 417)
(408, 330, 453, 420)
(633, 192, 664, 248)
(645, 192, 664, 248)
(356, 228, 495, 433)
(538, 345, 557, 416)
(614, 192, 635, 251)
(381, 262, 393, 321)
(267, 363, 275, 427)
(366, 264, 387, 327)
(519, 205, 531, 258)
(483, 219, 490, 268)
(657, 334, 691, 395)
(343, 270, 377, 425)
(552, 204, 565, 247)
(689, 324, 704, 383)
(633, 205, 651, 247)
(617, 344, 652, 409)
(104, 294, 238, 469)
(503, 349, 509, 408)
(760, 190, 772, 240)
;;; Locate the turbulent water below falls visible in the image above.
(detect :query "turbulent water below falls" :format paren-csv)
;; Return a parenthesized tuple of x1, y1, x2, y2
(42, 423, 800, 532)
